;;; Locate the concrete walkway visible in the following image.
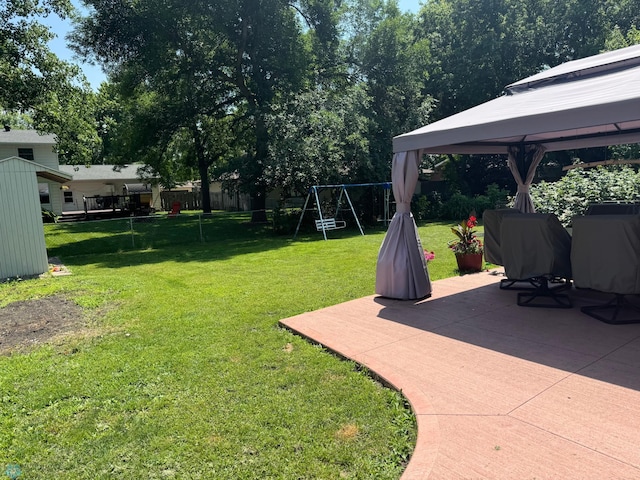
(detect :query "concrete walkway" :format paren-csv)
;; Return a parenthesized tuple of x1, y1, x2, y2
(280, 270, 640, 479)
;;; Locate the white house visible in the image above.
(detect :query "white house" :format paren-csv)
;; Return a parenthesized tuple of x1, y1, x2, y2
(57, 164, 161, 213)
(0, 128, 66, 215)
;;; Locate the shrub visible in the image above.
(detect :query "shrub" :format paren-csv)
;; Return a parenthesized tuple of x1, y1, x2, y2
(424, 191, 444, 219)
(437, 183, 510, 220)
(41, 208, 57, 223)
(440, 192, 475, 220)
(272, 204, 306, 235)
(411, 194, 430, 222)
(531, 165, 640, 225)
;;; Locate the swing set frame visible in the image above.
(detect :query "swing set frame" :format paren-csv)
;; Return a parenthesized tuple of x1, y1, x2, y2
(293, 182, 392, 240)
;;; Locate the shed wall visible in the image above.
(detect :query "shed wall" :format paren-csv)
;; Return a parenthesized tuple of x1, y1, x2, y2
(0, 159, 49, 279)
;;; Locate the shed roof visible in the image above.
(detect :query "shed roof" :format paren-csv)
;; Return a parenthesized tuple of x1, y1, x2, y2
(0, 156, 72, 183)
(0, 129, 56, 145)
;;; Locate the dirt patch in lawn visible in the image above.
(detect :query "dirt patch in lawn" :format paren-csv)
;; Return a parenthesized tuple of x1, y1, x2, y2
(0, 296, 85, 355)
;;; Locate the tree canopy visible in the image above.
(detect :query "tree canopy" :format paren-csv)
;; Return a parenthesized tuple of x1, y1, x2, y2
(31, 0, 639, 207)
(1, 0, 100, 164)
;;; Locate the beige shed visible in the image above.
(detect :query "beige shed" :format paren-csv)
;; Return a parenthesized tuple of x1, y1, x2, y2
(0, 156, 72, 280)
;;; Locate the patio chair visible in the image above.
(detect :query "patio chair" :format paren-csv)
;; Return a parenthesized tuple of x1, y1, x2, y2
(571, 214, 640, 324)
(168, 201, 181, 217)
(482, 208, 524, 289)
(500, 213, 573, 308)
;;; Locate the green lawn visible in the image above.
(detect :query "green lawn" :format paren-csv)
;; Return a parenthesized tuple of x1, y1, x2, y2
(1, 214, 480, 479)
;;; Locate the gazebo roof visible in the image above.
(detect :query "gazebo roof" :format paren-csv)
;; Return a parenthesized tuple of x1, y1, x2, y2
(393, 44, 640, 155)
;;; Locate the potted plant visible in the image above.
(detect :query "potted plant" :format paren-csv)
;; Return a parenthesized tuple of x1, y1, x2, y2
(449, 215, 484, 272)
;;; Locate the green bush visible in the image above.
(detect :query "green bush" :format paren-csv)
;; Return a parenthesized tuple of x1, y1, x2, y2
(440, 192, 476, 219)
(485, 183, 511, 209)
(411, 194, 430, 221)
(272, 204, 306, 235)
(423, 191, 444, 219)
(437, 184, 510, 220)
(41, 207, 57, 223)
(470, 184, 509, 216)
(531, 165, 640, 225)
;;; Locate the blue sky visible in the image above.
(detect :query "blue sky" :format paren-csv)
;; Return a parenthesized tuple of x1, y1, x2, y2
(41, 1, 105, 90)
(44, 0, 422, 91)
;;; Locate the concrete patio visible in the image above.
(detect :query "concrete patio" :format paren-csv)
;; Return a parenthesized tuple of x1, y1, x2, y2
(280, 270, 640, 479)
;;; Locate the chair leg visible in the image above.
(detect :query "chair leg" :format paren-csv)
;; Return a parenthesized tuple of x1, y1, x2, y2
(500, 277, 542, 290)
(581, 294, 640, 324)
(517, 277, 572, 309)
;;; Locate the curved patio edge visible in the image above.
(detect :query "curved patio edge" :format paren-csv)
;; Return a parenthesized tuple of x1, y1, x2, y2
(279, 316, 439, 480)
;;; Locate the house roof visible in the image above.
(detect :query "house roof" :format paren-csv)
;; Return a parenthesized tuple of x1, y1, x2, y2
(0, 156, 72, 183)
(58, 164, 154, 181)
(0, 129, 56, 145)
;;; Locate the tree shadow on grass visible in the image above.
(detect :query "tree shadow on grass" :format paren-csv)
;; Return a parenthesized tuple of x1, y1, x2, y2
(46, 213, 380, 269)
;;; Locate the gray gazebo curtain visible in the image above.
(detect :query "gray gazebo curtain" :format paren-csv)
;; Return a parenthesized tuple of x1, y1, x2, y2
(376, 151, 432, 300)
(507, 145, 546, 213)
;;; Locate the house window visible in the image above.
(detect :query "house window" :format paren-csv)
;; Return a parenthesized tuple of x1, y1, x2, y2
(64, 191, 74, 203)
(18, 148, 34, 161)
(39, 183, 50, 204)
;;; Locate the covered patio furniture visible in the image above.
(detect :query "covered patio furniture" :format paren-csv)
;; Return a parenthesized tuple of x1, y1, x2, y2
(585, 203, 640, 215)
(501, 213, 572, 308)
(571, 214, 640, 324)
(483, 208, 526, 289)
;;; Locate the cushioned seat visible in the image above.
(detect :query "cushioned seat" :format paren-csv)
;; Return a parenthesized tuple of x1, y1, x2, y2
(501, 213, 572, 308)
(571, 214, 640, 324)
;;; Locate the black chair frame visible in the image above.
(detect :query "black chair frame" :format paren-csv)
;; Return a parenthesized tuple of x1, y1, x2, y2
(581, 293, 640, 324)
(516, 276, 573, 309)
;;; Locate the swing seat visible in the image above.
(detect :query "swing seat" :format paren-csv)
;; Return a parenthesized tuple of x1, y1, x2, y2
(315, 218, 346, 231)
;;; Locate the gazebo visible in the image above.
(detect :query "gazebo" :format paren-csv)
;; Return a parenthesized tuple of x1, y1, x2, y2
(376, 44, 640, 300)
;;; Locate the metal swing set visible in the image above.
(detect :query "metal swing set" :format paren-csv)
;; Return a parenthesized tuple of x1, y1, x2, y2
(293, 183, 392, 240)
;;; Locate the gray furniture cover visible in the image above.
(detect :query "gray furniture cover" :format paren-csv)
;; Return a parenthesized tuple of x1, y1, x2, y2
(585, 203, 640, 215)
(571, 215, 640, 294)
(482, 208, 522, 265)
(501, 213, 572, 281)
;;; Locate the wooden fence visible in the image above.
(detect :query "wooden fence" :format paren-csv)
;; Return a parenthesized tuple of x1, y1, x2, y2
(160, 190, 251, 211)
(160, 191, 201, 211)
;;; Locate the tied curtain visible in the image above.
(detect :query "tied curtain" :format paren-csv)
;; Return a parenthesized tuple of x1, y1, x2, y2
(507, 145, 546, 213)
(376, 151, 432, 300)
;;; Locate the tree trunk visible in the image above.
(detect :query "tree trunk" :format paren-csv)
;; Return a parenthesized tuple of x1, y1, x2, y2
(250, 185, 268, 223)
(192, 123, 212, 214)
(199, 164, 212, 214)
(250, 110, 269, 223)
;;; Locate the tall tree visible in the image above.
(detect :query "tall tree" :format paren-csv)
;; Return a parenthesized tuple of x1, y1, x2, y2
(217, 0, 341, 221)
(262, 85, 371, 198)
(72, 0, 238, 212)
(417, 0, 559, 120)
(346, 0, 433, 177)
(414, 0, 639, 195)
(1, 0, 73, 110)
(73, 0, 340, 218)
(1, 0, 99, 164)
